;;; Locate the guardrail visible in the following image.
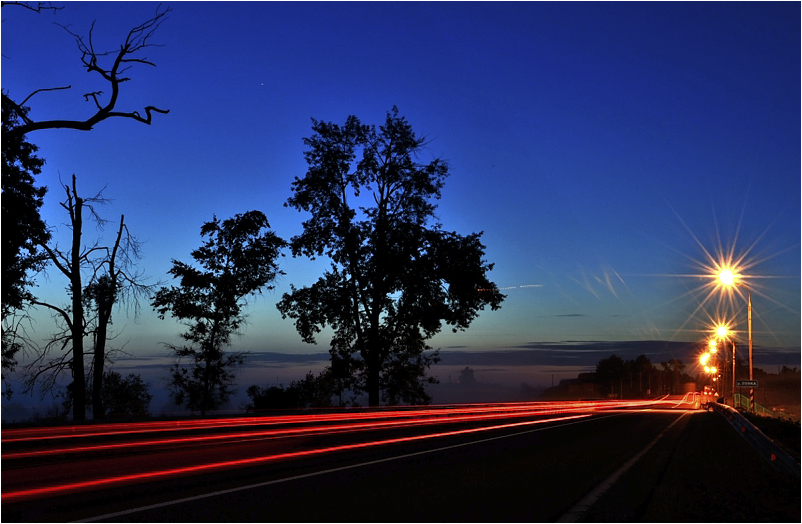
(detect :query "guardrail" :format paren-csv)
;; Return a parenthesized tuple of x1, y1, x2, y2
(707, 401, 800, 479)
(732, 393, 797, 421)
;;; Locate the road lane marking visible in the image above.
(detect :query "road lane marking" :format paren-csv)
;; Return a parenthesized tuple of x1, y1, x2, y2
(556, 412, 689, 523)
(76, 414, 615, 522)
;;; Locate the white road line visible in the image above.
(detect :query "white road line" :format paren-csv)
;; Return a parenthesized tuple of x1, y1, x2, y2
(556, 411, 689, 523)
(77, 414, 614, 522)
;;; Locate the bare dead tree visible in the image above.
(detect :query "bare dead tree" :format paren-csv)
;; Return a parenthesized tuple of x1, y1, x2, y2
(25, 175, 155, 419)
(4, 4, 170, 139)
(25, 175, 108, 419)
(83, 214, 155, 419)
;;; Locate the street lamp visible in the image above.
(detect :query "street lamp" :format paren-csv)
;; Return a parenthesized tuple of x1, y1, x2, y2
(706, 338, 724, 399)
(715, 324, 736, 405)
(718, 269, 754, 411)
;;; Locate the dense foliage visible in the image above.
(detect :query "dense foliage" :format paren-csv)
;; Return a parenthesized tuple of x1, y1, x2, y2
(278, 107, 504, 406)
(101, 371, 153, 417)
(152, 211, 285, 414)
(1, 94, 49, 381)
(246, 370, 335, 411)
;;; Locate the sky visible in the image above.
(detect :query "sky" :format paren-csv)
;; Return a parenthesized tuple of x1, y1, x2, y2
(2, 2, 799, 410)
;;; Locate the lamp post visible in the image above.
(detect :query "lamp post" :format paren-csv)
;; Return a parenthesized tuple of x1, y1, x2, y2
(715, 325, 732, 405)
(707, 339, 720, 395)
(700, 352, 710, 390)
(718, 269, 754, 412)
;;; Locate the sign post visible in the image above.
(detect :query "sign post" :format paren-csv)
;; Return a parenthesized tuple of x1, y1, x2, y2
(736, 380, 758, 410)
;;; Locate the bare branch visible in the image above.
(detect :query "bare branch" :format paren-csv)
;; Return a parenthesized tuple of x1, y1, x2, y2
(1, 1, 62, 14)
(5, 5, 171, 139)
(19, 85, 72, 106)
(82, 91, 103, 110)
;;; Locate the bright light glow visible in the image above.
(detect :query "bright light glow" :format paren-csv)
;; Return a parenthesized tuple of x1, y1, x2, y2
(715, 325, 728, 338)
(718, 269, 735, 286)
(700, 354, 709, 366)
(710, 367, 717, 374)
(656, 211, 790, 347)
(708, 339, 717, 353)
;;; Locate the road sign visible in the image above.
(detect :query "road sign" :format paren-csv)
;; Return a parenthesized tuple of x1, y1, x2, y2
(736, 380, 758, 388)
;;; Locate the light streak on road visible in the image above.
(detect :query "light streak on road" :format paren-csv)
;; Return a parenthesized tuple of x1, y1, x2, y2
(2, 398, 692, 505)
(2, 407, 576, 459)
(0, 399, 661, 445)
(2, 413, 592, 502)
(2, 400, 658, 460)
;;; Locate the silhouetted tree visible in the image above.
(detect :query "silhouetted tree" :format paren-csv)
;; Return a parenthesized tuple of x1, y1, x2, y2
(23, 176, 149, 420)
(2, 3, 170, 398)
(458, 366, 476, 385)
(101, 371, 152, 417)
(633, 354, 653, 395)
(278, 107, 504, 406)
(246, 371, 336, 411)
(82, 215, 154, 419)
(23, 175, 108, 420)
(58, 370, 152, 419)
(246, 384, 297, 411)
(152, 211, 285, 415)
(595, 354, 625, 397)
(288, 370, 334, 408)
(1, 94, 49, 388)
(660, 359, 686, 394)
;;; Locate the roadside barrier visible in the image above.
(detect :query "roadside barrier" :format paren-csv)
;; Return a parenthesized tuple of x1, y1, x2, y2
(708, 401, 800, 479)
(732, 393, 796, 422)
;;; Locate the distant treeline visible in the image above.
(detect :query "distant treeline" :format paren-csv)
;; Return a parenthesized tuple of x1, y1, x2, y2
(544, 353, 800, 401)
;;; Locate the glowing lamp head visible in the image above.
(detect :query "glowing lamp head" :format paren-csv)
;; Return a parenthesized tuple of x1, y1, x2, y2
(710, 366, 717, 374)
(700, 354, 709, 366)
(716, 325, 728, 338)
(708, 340, 717, 353)
(718, 269, 735, 286)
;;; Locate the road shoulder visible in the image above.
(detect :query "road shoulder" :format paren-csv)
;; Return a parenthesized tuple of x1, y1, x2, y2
(587, 410, 801, 522)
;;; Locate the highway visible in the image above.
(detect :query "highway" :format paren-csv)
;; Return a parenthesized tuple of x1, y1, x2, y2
(2, 396, 799, 522)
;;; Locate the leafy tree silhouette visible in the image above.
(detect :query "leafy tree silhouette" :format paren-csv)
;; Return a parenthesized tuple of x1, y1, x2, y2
(278, 107, 504, 406)
(153, 211, 285, 415)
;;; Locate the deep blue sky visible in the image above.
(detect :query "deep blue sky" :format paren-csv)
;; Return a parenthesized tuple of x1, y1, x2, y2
(2, 2, 799, 396)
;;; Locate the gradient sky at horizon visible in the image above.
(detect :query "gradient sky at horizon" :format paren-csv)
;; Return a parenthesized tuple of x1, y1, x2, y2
(2, 2, 799, 396)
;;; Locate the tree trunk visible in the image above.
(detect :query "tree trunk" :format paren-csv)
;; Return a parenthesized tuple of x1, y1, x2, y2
(199, 343, 212, 416)
(92, 330, 106, 419)
(367, 361, 380, 407)
(70, 178, 86, 421)
(92, 216, 125, 419)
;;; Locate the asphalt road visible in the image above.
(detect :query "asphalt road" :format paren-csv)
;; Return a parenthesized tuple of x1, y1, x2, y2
(2, 399, 799, 522)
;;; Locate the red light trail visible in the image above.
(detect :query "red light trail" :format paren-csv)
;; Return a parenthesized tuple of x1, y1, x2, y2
(3, 406, 582, 459)
(2, 412, 591, 502)
(2, 399, 682, 504)
(0, 399, 662, 444)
